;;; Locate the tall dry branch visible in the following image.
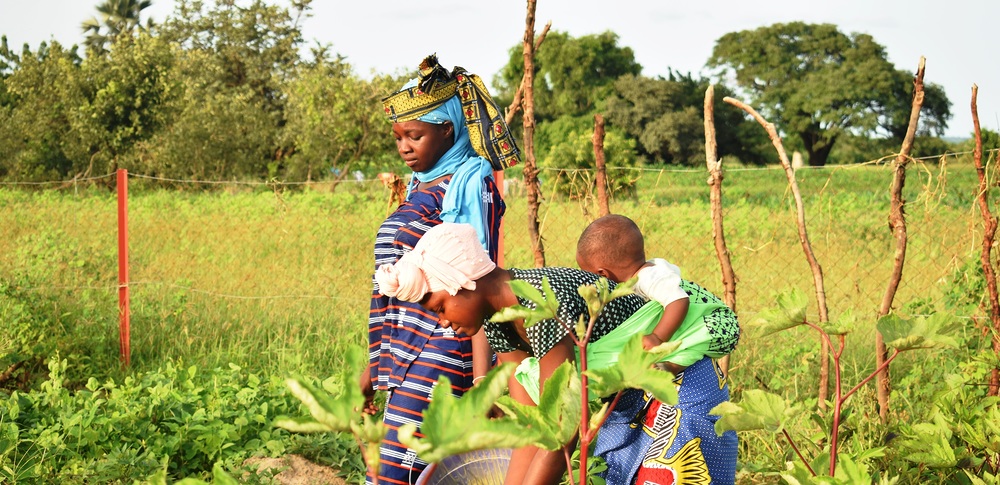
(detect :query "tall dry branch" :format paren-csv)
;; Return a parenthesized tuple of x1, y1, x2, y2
(520, 0, 545, 267)
(972, 84, 1000, 396)
(505, 20, 551, 127)
(593, 114, 610, 217)
(875, 57, 925, 418)
(704, 86, 737, 375)
(723, 96, 831, 408)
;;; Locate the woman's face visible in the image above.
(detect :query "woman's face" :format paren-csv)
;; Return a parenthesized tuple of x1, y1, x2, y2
(421, 289, 491, 336)
(392, 120, 454, 173)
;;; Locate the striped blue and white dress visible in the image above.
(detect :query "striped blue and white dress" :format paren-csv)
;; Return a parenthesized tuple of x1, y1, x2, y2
(367, 175, 504, 485)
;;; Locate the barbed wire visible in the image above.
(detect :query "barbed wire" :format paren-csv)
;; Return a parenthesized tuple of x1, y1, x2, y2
(127, 173, 377, 186)
(0, 147, 996, 186)
(0, 172, 116, 186)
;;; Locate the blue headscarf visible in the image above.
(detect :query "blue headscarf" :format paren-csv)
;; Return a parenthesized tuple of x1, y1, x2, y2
(402, 79, 496, 251)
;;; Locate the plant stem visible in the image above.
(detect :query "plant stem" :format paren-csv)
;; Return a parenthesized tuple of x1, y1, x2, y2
(841, 350, 901, 403)
(563, 448, 577, 485)
(586, 390, 624, 442)
(356, 436, 379, 485)
(830, 338, 843, 476)
(783, 428, 816, 476)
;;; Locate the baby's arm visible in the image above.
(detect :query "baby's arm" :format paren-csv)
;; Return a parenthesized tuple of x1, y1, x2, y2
(643, 297, 689, 350)
(635, 259, 689, 350)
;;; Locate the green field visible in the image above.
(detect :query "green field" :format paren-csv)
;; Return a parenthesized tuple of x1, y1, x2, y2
(1, 161, 997, 483)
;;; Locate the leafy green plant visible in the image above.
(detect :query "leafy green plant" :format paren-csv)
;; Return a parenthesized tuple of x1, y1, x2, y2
(712, 288, 960, 483)
(0, 354, 325, 483)
(895, 366, 1000, 481)
(278, 276, 678, 485)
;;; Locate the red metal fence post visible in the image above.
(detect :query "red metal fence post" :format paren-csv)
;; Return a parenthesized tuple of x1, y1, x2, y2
(117, 169, 131, 366)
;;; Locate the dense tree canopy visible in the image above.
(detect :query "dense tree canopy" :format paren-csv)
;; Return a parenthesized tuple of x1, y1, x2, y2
(708, 22, 952, 166)
(0, 0, 402, 183)
(495, 30, 641, 121)
(605, 72, 769, 166)
(0, 6, 967, 184)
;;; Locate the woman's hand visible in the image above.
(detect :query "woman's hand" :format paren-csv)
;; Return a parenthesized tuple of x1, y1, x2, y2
(358, 366, 378, 415)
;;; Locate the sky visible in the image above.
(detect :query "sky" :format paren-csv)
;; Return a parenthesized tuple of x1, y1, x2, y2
(1, 0, 997, 139)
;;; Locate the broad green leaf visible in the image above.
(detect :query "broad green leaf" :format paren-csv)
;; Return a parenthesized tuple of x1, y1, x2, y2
(494, 278, 560, 328)
(398, 363, 537, 462)
(585, 332, 680, 405)
(275, 346, 367, 433)
(751, 289, 809, 335)
(272, 415, 339, 433)
(877, 312, 960, 351)
(821, 309, 856, 336)
(964, 470, 998, 485)
(494, 361, 582, 451)
(710, 389, 791, 435)
(508, 279, 548, 308)
(542, 276, 560, 313)
(834, 454, 873, 484)
(608, 276, 637, 301)
(491, 305, 543, 325)
(211, 462, 240, 485)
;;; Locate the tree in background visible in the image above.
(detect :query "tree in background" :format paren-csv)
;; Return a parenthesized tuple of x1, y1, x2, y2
(81, 0, 154, 54)
(0, 41, 89, 181)
(708, 22, 952, 166)
(535, 114, 639, 199)
(495, 31, 644, 195)
(879, 68, 952, 140)
(144, 0, 311, 179)
(605, 72, 770, 166)
(278, 52, 400, 181)
(495, 30, 641, 122)
(80, 33, 178, 175)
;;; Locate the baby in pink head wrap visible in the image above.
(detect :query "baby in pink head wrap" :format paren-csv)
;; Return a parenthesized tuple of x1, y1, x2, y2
(376, 222, 497, 303)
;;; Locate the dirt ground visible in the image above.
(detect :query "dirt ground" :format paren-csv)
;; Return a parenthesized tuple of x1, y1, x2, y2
(243, 455, 348, 485)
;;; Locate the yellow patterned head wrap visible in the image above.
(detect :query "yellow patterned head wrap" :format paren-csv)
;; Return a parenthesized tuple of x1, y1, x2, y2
(382, 55, 521, 171)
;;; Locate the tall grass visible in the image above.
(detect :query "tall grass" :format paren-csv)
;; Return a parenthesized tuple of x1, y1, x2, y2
(1, 162, 994, 482)
(0, 162, 987, 382)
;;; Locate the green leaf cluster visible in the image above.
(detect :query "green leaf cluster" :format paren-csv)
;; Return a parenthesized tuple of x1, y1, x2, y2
(0, 355, 316, 482)
(491, 277, 561, 328)
(585, 332, 679, 404)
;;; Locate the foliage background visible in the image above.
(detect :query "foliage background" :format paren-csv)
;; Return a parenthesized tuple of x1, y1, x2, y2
(3, 156, 1000, 482)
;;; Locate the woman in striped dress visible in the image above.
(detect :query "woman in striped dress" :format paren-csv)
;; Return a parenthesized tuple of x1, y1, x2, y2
(363, 55, 520, 484)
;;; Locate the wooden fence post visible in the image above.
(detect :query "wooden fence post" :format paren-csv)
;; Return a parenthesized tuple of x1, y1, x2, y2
(971, 84, 1000, 396)
(723, 96, 831, 409)
(117, 169, 131, 366)
(593, 114, 610, 217)
(521, 0, 545, 268)
(876, 57, 926, 418)
(704, 86, 737, 375)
